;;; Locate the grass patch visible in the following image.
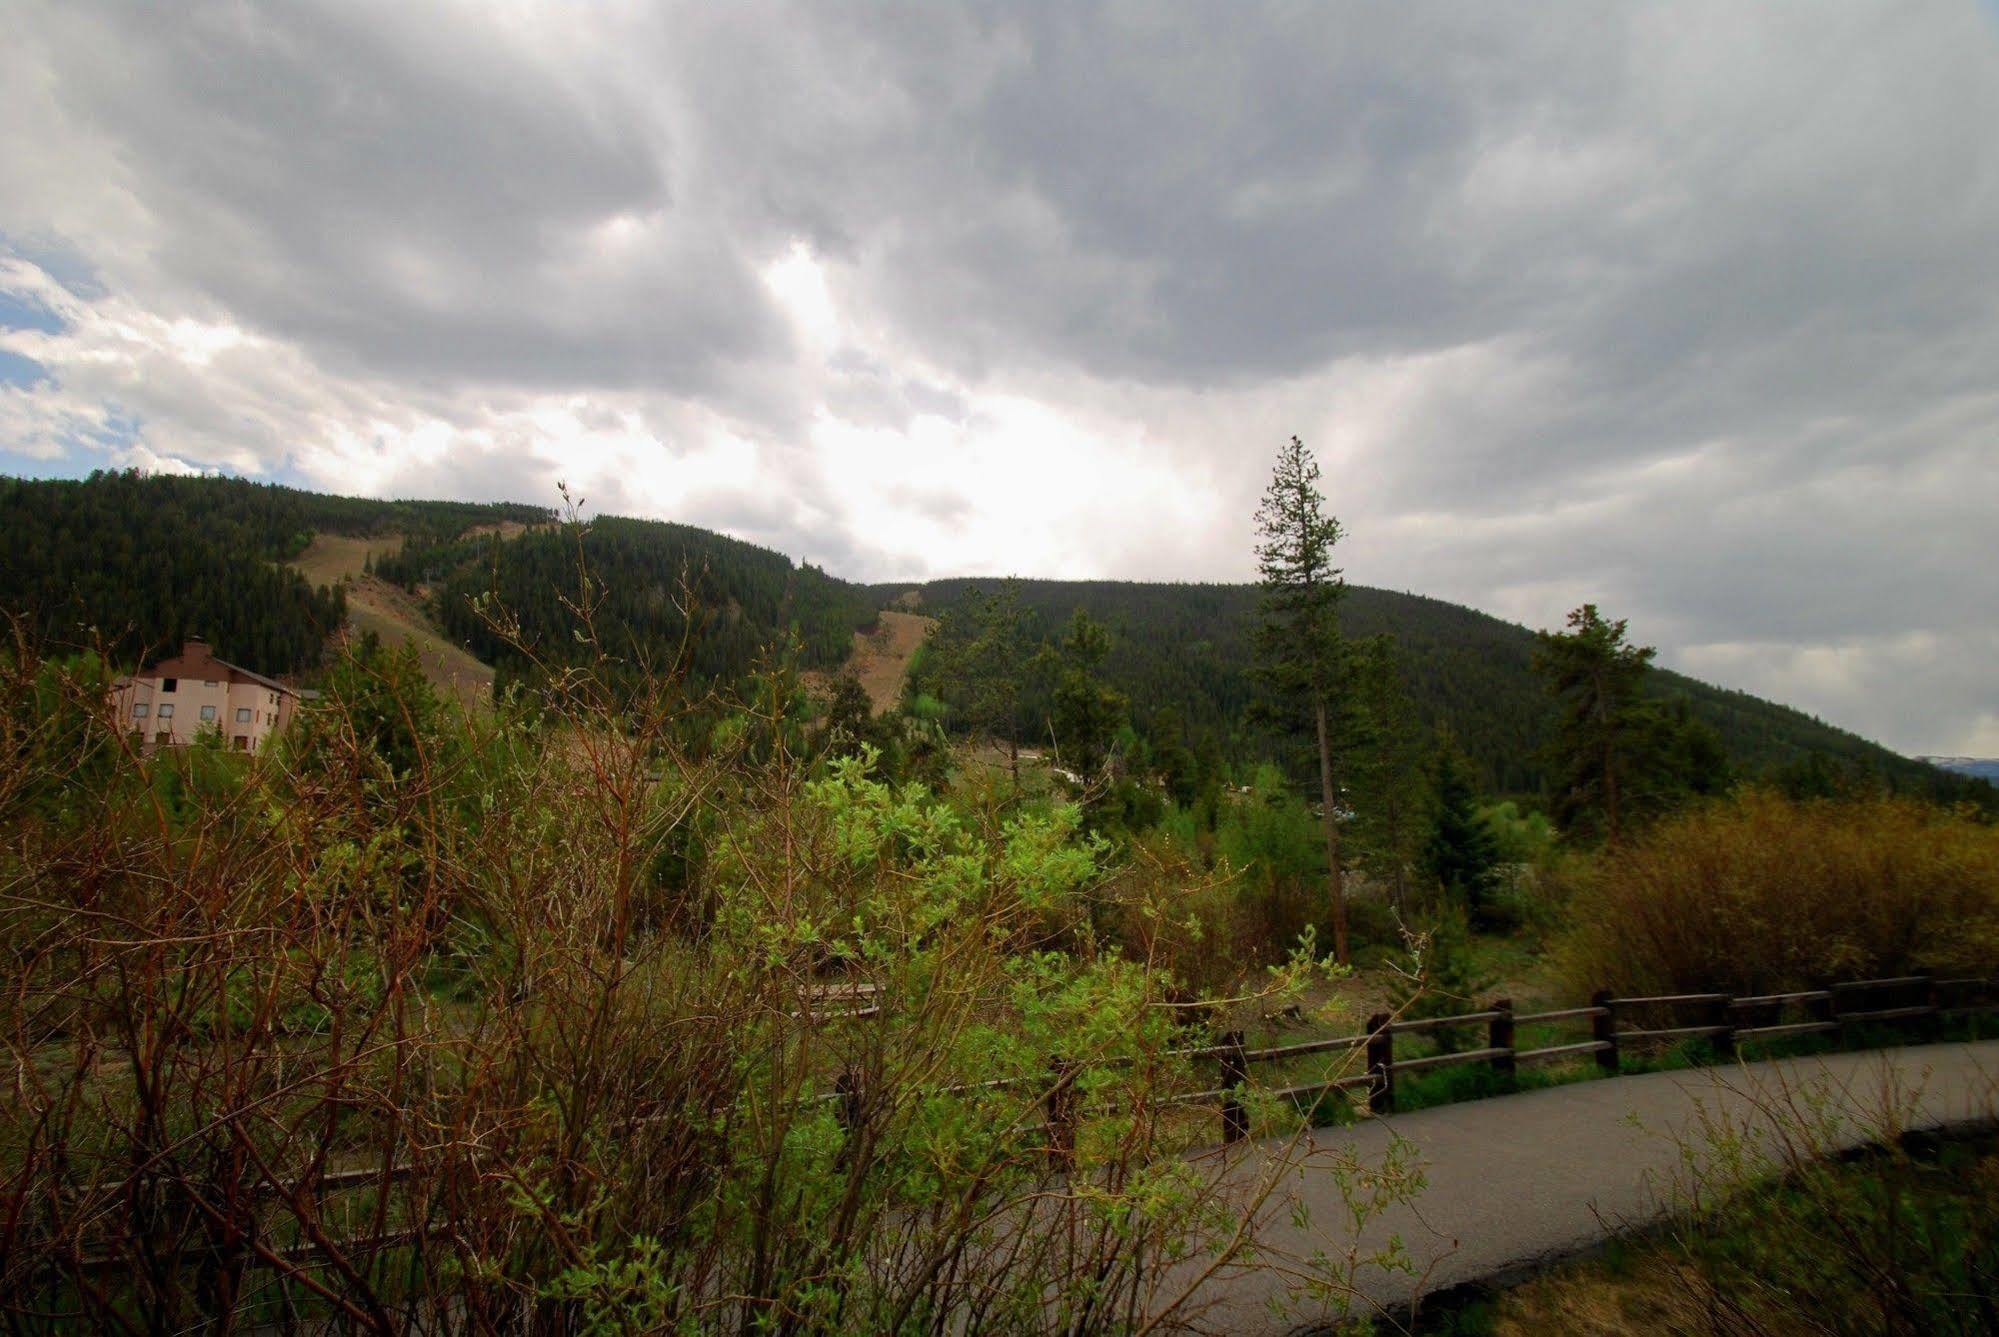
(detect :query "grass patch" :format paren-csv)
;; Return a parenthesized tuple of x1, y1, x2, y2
(1415, 1132, 1999, 1335)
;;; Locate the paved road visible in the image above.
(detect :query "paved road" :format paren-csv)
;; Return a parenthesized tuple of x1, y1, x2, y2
(1170, 1040, 1999, 1332)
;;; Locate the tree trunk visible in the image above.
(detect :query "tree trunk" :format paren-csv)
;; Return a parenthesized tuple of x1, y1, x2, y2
(1313, 697, 1349, 965)
(1603, 730, 1619, 848)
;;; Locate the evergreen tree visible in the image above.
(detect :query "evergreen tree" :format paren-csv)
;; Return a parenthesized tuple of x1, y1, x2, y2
(1149, 705, 1201, 807)
(1249, 435, 1355, 964)
(1048, 610, 1128, 783)
(287, 634, 447, 785)
(1345, 636, 1429, 915)
(1531, 604, 1656, 846)
(936, 581, 1037, 784)
(1657, 696, 1734, 801)
(819, 673, 875, 759)
(1424, 736, 1501, 927)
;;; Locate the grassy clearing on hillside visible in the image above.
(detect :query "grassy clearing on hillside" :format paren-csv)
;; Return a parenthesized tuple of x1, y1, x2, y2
(291, 532, 495, 707)
(805, 609, 934, 713)
(289, 532, 402, 587)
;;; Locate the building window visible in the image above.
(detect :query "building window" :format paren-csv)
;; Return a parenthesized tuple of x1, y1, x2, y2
(162, 678, 177, 692)
(133, 703, 150, 719)
(157, 704, 175, 720)
(233, 735, 249, 751)
(200, 705, 217, 722)
(236, 707, 252, 723)
(204, 680, 217, 688)
(155, 731, 170, 745)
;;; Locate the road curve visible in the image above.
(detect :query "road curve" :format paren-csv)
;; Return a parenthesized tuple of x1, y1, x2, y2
(1174, 1039, 1999, 1332)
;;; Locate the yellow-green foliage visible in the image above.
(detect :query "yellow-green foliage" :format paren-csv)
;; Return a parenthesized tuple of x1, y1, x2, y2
(1560, 790, 1999, 996)
(0, 634, 1404, 1332)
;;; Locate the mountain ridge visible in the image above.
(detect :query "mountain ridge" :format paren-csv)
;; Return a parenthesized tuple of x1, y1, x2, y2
(872, 576, 1970, 800)
(2, 470, 1986, 806)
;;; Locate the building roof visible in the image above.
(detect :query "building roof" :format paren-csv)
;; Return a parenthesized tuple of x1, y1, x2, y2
(214, 657, 297, 696)
(127, 640, 302, 698)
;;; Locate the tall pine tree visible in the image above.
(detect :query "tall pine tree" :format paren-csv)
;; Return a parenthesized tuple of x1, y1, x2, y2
(1250, 436, 1355, 964)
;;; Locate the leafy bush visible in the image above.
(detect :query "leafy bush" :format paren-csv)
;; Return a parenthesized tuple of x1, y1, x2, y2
(0, 626, 1407, 1331)
(1560, 790, 1999, 996)
(1479, 800, 1555, 865)
(1099, 831, 1305, 1001)
(1388, 907, 1494, 1052)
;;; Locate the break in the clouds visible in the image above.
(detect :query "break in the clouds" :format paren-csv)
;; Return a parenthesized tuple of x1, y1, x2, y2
(3, 2, 1996, 754)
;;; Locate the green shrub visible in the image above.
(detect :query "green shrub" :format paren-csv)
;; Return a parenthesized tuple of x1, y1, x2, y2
(0, 636, 1401, 1331)
(1389, 906, 1494, 1053)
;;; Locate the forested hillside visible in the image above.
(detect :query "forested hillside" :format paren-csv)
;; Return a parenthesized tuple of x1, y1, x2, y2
(884, 577, 1970, 801)
(0, 471, 547, 676)
(416, 517, 878, 692)
(0, 473, 872, 696)
(2, 471, 1976, 805)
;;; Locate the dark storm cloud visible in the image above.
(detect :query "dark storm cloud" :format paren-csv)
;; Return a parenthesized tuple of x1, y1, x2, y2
(22, 2, 786, 393)
(5, 0, 1997, 752)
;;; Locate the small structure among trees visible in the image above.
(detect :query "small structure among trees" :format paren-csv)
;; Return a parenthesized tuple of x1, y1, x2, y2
(109, 638, 303, 754)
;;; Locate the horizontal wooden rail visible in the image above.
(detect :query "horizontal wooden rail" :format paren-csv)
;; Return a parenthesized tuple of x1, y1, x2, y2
(1389, 1047, 1510, 1075)
(1516, 1039, 1614, 1064)
(1389, 1011, 1503, 1034)
(1261, 1073, 1375, 1104)
(1620, 1023, 1735, 1042)
(1736, 1020, 1839, 1040)
(42, 965, 1999, 1284)
(1238, 1032, 1368, 1063)
(1836, 1005, 1937, 1023)
(1514, 1005, 1609, 1025)
(1732, 990, 1832, 1008)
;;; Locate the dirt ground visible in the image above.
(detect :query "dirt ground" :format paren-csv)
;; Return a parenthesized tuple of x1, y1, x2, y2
(291, 533, 496, 709)
(807, 609, 934, 713)
(291, 533, 401, 588)
(460, 520, 540, 541)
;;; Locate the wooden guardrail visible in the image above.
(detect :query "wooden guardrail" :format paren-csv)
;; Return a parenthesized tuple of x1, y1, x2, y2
(1010, 969, 1999, 1150)
(54, 971, 1999, 1278)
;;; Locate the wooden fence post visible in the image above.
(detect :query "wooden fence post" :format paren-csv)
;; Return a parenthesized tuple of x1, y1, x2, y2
(1365, 1012, 1394, 1114)
(835, 1067, 862, 1135)
(1488, 998, 1515, 1079)
(1219, 1030, 1248, 1144)
(1045, 1059, 1076, 1168)
(1591, 989, 1619, 1073)
(1920, 973, 1942, 1041)
(1709, 994, 1735, 1060)
(832, 1068, 865, 1171)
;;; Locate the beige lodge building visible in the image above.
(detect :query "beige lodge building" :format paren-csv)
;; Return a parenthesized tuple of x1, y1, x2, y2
(112, 639, 303, 753)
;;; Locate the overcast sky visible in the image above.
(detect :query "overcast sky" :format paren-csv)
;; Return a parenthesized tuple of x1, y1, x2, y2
(3, 2, 1996, 755)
